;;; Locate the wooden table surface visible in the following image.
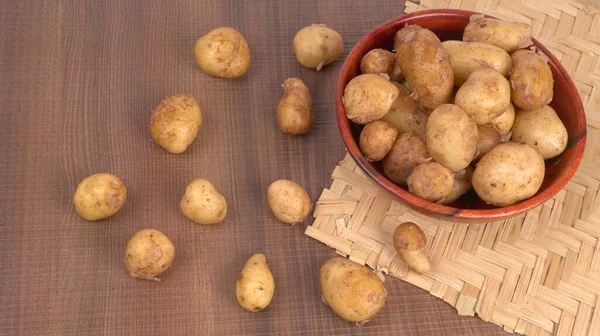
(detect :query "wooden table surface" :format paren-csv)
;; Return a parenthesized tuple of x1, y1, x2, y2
(0, 1, 507, 335)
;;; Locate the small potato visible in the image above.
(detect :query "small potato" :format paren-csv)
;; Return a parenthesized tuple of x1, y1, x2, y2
(439, 167, 474, 204)
(293, 24, 343, 70)
(124, 229, 175, 281)
(473, 142, 545, 206)
(180, 179, 227, 225)
(268, 179, 311, 225)
(489, 103, 515, 135)
(393, 222, 431, 274)
(463, 16, 532, 53)
(320, 258, 387, 324)
(150, 94, 202, 154)
(511, 105, 567, 159)
(73, 173, 127, 221)
(510, 50, 554, 111)
(407, 162, 453, 202)
(380, 83, 428, 138)
(383, 133, 430, 186)
(395, 25, 454, 109)
(359, 121, 399, 161)
(236, 254, 275, 312)
(277, 78, 314, 135)
(455, 67, 511, 124)
(426, 104, 478, 172)
(441, 40, 512, 86)
(476, 124, 502, 160)
(360, 49, 395, 76)
(343, 74, 399, 124)
(194, 27, 250, 78)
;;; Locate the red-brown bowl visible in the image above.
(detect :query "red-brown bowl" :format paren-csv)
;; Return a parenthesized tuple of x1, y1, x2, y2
(336, 9, 587, 223)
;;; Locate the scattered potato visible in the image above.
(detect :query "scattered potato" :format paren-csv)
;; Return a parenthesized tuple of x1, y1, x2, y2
(320, 258, 387, 325)
(180, 179, 228, 225)
(476, 124, 502, 160)
(407, 162, 454, 202)
(489, 103, 515, 135)
(439, 167, 474, 204)
(359, 121, 398, 161)
(395, 25, 454, 109)
(293, 24, 343, 70)
(511, 105, 567, 159)
(73, 173, 127, 221)
(473, 142, 545, 206)
(236, 254, 275, 312)
(393, 222, 431, 274)
(360, 49, 395, 76)
(277, 78, 314, 135)
(383, 133, 430, 186)
(124, 229, 175, 281)
(455, 67, 511, 124)
(463, 16, 532, 53)
(426, 104, 478, 172)
(343, 74, 400, 124)
(441, 40, 512, 86)
(149, 94, 202, 154)
(510, 50, 554, 111)
(194, 27, 251, 78)
(380, 83, 428, 138)
(268, 179, 311, 225)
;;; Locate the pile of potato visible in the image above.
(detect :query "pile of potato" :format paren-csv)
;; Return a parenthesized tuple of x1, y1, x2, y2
(345, 15, 568, 207)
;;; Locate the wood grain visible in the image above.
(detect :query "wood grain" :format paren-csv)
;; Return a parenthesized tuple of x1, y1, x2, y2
(0, 1, 506, 335)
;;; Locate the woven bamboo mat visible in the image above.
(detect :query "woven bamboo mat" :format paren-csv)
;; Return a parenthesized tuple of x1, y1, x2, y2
(306, 1, 600, 335)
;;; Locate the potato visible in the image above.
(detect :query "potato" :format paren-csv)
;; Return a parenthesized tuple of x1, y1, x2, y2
(395, 25, 454, 109)
(359, 121, 398, 161)
(407, 162, 453, 202)
(277, 78, 314, 135)
(360, 49, 395, 76)
(380, 83, 428, 138)
(455, 67, 511, 124)
(180, 179, 227, 225)
(439, 167, 474, 204)
(393, 222, 431, 274)
(268, 179, 311, 225)
(149, 94, 202, 154)
(426, 104, 478, 172)
(73, 173, 127, 221)
(463, 16, 532, 53)
(476, 124, 502, 160)
(473, 142, 545, 206)
(236, 254, 275, 312)
(383, 133, 430, 186)
(343, 74, 399, 124)
(510, 50, 554, 111)
(320, 258, 387, 324)
(194, 27, 250, 78)
(124, 229, 175, 281)
(489, 103, 515, 135)
(441, 40, 512, 86)
(293, 24, 343, 70)
(511, 105, 567, 159)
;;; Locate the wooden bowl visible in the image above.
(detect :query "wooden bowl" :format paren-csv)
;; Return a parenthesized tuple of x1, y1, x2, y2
(336, 9, 587, 223)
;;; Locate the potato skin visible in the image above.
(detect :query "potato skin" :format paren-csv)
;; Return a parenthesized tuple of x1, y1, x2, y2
(510, 50, 554, 111)
(343, 74, 399, 124)
(476, 124, 502, 160)
(511, 105, 567, 159)
(441, 40, 512, 86)
(236, 254, 275, 312)
(293, 24, 343, 70)
(268, 179, 311, 225)
(150, 94, 202, 154)
(473, 142, 545, 206)
(426, 104, 478, 172)
(439, 167, 474, 204)
(393, 222, 431, 274)
(320, 258, 387, 324)
(194, 27, 250, 78)
(359, 121, 398, 161)
(73, 173, 127, 221)
(383, 133, 430, 186)
(408, 162, 454, 202)
(360, 49, 395, 76)
(277, 78, 314, 135)
(489, 103, 515, 135)
(395, 25, 454, 109)
(180, 179, 228, 225)
(124, 229, 175, 281)
(455, 67, 511, 124)
(463, 17, 532, 53)
(380, 83, 428, 138)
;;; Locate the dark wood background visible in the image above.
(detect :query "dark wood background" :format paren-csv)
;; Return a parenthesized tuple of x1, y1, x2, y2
(0, 1, 507, 335)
